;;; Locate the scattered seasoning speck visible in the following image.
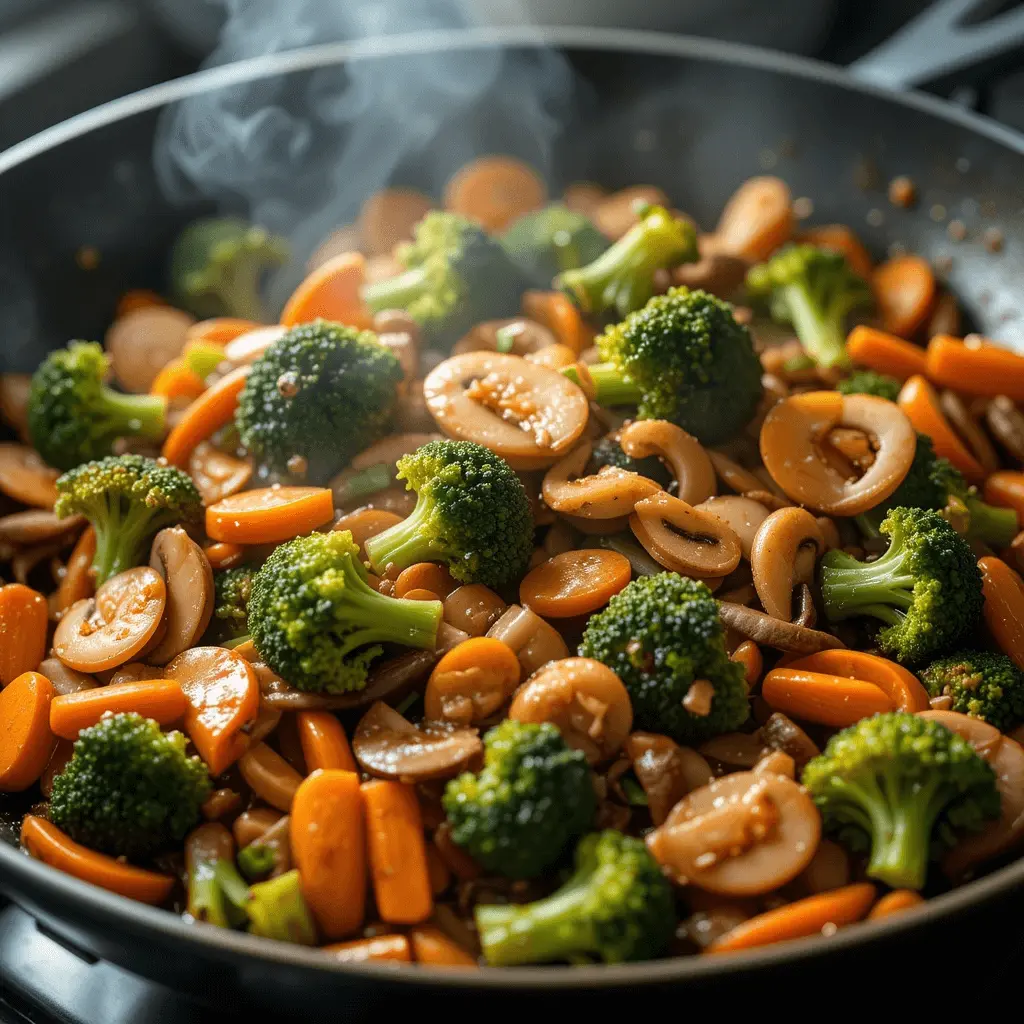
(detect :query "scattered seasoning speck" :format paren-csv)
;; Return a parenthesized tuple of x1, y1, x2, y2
(947, 219, 967, 242)
(929, 204, 947, 222)
(866, 208, 884, 227)
(75, 246, 100, 270)
(792, 197, 814, 219)
(887, 176, 917, 208)
(983, 227, 1004, 253)
(276, 372, 299, 398)
(286, 454, 308, 478)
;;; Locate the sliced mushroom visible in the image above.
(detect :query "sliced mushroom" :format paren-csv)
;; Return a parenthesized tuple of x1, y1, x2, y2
(0, 511, 84, 547)
(188, 442, 252, 506)
(630, 491, 742, 578)
(106, 305, 194, 393)
(542, 442, 661, 519)
(619, 420, 716, 506)
(452, 319, 557, 357)
(422, 352, 589, 469)
(486, 604, 568, 677)
(624, 732, 713, 826)
(443, 584, 507, 638)
(696, 496, 770, 561)
(53, 566, 167, 673)
(108, 661, 166, 685)
(717, 601, 844, 654)
(707, 449, 764, 496)
(37, 657, 98, 696)
(986, 396, 1024, 463)
(646, 770, 821, 897)
(146, 528, 215, 665)
(353, 701, 482, 782)
(940, 389, 999, 475)
(0, 443, 59, 509)
(750, 507, 825, 622)
(760, 713, 820, 772)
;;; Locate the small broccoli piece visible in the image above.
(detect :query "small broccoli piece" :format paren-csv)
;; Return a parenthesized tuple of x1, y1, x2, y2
(49, 712, 211, 859)
(919, 651, 1024, 731)
(837, 370, 901, 403)
(587, 437, 672, 488)
(556, 204, 698, 319)
(237, 841, 278, 882)
(364, 440, 533, 588)
(569, 288, 762, 445)
(245, 870, 317, 945)
(821, 506, 983, 664)
(235, 320, 402, 482)
(27, 341, 168, 471)
(746, 244, 872, 369)
(168, 217, 288, 322)
(248, 530, 442, 694)
(54, 454, 202, 584)
(500, 204, 608, 287)
(205, 567, 255, 645)
(362, 211, 525, 348)
(579, 573, 748, 743)
(475, 830, 675, 966)
(443, 720, 595, 879)
(187, 833, 250, 929)
(802, 712, 999, 889)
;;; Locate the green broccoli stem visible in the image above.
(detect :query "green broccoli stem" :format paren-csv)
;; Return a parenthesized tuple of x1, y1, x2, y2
(245, 870, 317, 944)
(780, 282, 851, 370)
(476, 870, 600, 966)
(582, 362, 644, 408)
(91, 502, 176, 584)
(100, 387, 167, 441)
(363, 495, 445, 576)
(188, 858, 250, 928)
(965, 496, 1018, 549)
(821, 538, 915, 624)
(185, 341, 227, 381)
(362, 263, 433, 313)
(337, 463, 392, 504)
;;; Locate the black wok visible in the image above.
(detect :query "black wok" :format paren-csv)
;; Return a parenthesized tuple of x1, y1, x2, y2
(2, 17, 1024, 1011)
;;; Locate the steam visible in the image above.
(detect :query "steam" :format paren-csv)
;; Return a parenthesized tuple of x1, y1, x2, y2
(154, 0, 580, 303)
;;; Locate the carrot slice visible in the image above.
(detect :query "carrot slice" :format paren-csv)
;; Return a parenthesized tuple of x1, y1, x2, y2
(149, 359, 206, 401)
(0, 443, 59, 509)
(238, 741, 303, 811)
(872, 255, 936, 338)
(280, 252, 374, 330)
(203, 541, 246, 572)
(21, 815, 173, 904)
(206, 486, 334, 544)
(785, 649, 930, 712)
(443, 155, 546, 232)
(361, 780, 433, 925)
(115, 289, 166, 318)
(926, 334, 1024, 402)
(409, 925, 478, 966)
(394, 563, 458, 600)
(161, 364, 250, 469)
(761, 668, 895, 728)
(521, 291, 588, 355)
(49, 679, 187, 740)
(296, 711, 356, 773)
(798, 225, 873, 279)
(519, 550, 632, 618)
(290, 769, 366, 940)
(713, 176, 794, 262)
(846, 326, 927, 381)
(0, 583, 48, 687)
(323, 934, 411, 963)
(867, 889, 924, 920)
(897, 375, 986, 483)
(165, 647, 259, 776)
(979, 556, 1024, 672)
(0, 671, 55, 791)
(730, 640, 763, 687)
(40, 738, 75, 799)
(185, 317, 262, 346)
(984, 471, 1024, 523)
(708, 884, 876, 955)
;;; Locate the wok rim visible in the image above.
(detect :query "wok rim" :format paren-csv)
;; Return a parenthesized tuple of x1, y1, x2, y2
(2, 24, 1024, 989)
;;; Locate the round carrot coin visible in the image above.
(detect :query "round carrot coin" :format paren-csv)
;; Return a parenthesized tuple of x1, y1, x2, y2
(0, 671, 55, 791)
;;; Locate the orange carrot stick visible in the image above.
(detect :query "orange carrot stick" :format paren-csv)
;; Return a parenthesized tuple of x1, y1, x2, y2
(979, 556, 1024, 672)
(761, 668, 895, 728)
(290, 769, 366, 940)
(984, 471, 1024, 522)
(49, 679, 188, 740)
(730, 641, 763, 688)
(56, 527, 97, 614)
(926, 334, 1024, 401)
(185, 317, 262, 346)
(0, 583, 48, 687)
(707, 884, 876, 954)
(872, 254, 936, 338)
(785, 649, 930, 712)
(21, 815, 174, 904)
(280, 252, 374, 330)
(867, 889, 924, 920)
(322, 934, 411, 963)
(203, 541, 246, 571)
(846, 325, 927, 380)
(521, 291, 589, 355)
(519, 549, 632, 618)
(296, 711, 356, 773)
(161, 364, 250, 468)
(898, 375, 986, 483)
(0, 671, 55, 791)
(149, 359, 206, 401)
(361, 780, 433, 925)
(206, 486, 334, 545)
(238, 742, 304, 811)
(409, 925, 478, 966)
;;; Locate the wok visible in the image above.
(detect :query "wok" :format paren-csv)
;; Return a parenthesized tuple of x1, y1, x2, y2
(3, 6, 1024, 1009)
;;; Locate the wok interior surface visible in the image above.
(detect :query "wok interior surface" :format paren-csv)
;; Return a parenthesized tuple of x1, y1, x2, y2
(2, 33, 1024, 1004)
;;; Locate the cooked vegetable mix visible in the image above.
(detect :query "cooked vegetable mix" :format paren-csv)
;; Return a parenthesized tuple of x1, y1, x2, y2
(7, 161, 1024, 970)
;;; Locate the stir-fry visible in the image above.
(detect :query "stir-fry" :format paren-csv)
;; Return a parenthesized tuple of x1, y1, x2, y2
(4, 155, 1024, 969)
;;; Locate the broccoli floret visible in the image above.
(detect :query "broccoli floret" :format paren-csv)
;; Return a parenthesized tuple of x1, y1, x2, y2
(205, 567, 255, 645)
(168, 217, 288, 322)
(746, 244, 872, 369)
(579, 573, 748, 743)
(802, 712, 1000, 889)
(362, 211, 525, 348)
(587, 437, 672, 488)
(235, 320, 403, 482)
(837, 370, 901, 403)
(248, 530, 442, 694)
(443, 720, 595, 879)
(857, 434, 1018, 548)
(569, 288, 762, 445)
(27, 341, 167, 471)
(54, 454, 202, 584)
(49, 712, 211, 859)
(821, 506, 983, 664)
(245, 869, 317, 945)
(919, 651, 1024, 731)
(556, 204, 698, 319)
(475, 830, 675, 966)
(186, 831, 250, 929)
(364, 440, 533, 588)
(500, 204, 608, 287)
